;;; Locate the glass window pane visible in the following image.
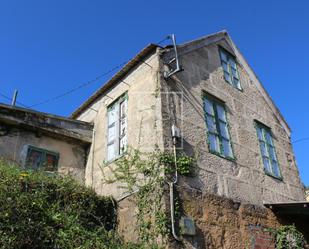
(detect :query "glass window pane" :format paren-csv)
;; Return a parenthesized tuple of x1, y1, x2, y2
(272, 161, 280, 178)
(268, 147, 277, 161)
(120, 99, 127, 118)
(222, 61, 229, 72)
(206, 116, 217, 133)
(216, 105, 226, 122)
(120, 135, 127, 154)
(257, 127, 263, 141)
(108, 104, 118, 125)
(209, 134, 220, 153)
(204, 98, 214, 115)
(231, 68, 238, 77)
(107, 143, 117, 161)
(265, 131, 273, 146)
(222, 139, 233, 157)
(220, 51, 227, 62)
(224, 71, 231, 83)
(229, 58, 237, 69)
(108, 123, 117, 143)
(44, 153, 58, 171)
(260, 142, 268, 157)
(120, 118, 127, 137)
(233, 78, 241, 89)
(263, 157, 271, 173)
(219, 122, 229, 139)
(26, 149, 43, 170)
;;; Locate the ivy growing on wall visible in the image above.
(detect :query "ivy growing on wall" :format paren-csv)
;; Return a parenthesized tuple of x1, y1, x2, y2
(102, 148, 195, 247)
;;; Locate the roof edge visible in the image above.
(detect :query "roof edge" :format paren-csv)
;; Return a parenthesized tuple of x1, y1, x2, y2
(70, 43, 159, 119)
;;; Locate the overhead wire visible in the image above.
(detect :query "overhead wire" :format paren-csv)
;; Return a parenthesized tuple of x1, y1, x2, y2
(0, 92, 29, 108)
(28, 36, 170, 108)
(292, 137, 309, 144)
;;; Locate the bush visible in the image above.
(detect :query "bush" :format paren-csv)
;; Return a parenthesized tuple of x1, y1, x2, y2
(0, 160, 141, 249)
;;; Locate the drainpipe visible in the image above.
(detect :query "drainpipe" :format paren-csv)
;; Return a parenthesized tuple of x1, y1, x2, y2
(169, 125, 181, 241)
(91, 126, 96, 187)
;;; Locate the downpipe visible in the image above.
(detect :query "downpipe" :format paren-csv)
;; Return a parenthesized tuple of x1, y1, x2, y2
(169, 136, 181, 241)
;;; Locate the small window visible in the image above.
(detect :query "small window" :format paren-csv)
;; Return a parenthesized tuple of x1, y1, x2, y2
(203, 94, 234, 159)
(219, 48, 242, 90)
(107, 94, 128, 162)
(25, 146, 59, 171)
(255, 122, 281, 179)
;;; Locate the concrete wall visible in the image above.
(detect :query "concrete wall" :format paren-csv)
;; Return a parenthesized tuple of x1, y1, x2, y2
(161, 38, 304, 205)
(0, 125, 87, 182)
(76, 50, 166, 199)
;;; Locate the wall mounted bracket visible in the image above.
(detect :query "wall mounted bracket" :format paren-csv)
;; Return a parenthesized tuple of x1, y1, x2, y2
(164, 34, 183, 78)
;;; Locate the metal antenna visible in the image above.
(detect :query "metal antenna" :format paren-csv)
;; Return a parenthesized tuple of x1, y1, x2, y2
(12, 90, 18, 106)
(164, 34, 183, 78)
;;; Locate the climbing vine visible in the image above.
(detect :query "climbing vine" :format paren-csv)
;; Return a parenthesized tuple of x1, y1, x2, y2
(101, 148, 195, 247)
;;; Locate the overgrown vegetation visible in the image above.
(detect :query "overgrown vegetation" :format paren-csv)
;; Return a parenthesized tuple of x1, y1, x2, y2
(272, 225, 307, 249)
(0, 160, 142, 249)
(102, 148, 195, 247)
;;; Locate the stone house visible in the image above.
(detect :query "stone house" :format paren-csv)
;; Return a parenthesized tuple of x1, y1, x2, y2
(0, 103, 92, 183)
(1, 30, 308, 248)
(69, 30, 307, 247)
(71, 30, 304, 204)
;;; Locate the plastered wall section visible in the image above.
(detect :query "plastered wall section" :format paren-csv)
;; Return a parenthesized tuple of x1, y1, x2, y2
(0, 129, 86, 182)
(161, 39, 304, 205)
(76, 50, 165, 200)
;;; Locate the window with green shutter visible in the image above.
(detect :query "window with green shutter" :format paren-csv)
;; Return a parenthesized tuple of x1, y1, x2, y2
(219, 48, 242, 90)
(25, 146, 59, 172)
(203, 94, 234, 159)
(255, 122, 282, 179)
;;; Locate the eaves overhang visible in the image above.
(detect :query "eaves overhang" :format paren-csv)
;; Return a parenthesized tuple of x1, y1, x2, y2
(0, 103, 93, 144)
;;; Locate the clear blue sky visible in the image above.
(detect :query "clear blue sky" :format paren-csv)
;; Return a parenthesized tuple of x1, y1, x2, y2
(0, 0, 308, 186)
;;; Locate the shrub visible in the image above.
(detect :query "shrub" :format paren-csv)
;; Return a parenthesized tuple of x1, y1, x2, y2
(0, 160, 141, 249)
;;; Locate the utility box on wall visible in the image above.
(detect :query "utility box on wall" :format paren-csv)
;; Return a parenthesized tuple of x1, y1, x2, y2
(180, 216, 196, 236)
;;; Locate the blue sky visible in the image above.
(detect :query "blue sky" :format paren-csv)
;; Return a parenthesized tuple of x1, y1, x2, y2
(0, 0, 308, 186)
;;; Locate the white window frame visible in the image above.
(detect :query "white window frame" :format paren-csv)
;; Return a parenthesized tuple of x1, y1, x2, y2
(106, 94, 128, 162)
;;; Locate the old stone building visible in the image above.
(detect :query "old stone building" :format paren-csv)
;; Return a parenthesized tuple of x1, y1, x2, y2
(71, 30, 304, 202)
(1, 30, 308, 248)
(69, 30, 307, 248)
(0, 103, 92, 182)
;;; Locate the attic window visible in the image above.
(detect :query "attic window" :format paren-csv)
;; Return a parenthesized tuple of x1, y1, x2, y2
(219, 48, 242, 90)
(25, 146, 59, 172)
(107, 93, 128, 162)
(255, 122, 282, 179)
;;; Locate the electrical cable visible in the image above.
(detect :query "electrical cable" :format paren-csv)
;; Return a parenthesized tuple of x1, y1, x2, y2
(28, 36, 170, 108)
(0, 92, 29, 108)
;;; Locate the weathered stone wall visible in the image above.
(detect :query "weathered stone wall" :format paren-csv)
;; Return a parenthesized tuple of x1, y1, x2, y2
(161, 37, 304, 205)
(0, 125, 87, 182)
(76, 49, 166, 200)
(171, 186, 279, 249)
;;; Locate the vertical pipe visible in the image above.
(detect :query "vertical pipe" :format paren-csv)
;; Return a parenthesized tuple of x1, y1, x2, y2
(169, 182, 181, 241)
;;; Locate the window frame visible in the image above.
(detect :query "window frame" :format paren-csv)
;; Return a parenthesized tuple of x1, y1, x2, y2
(218, 46, 242, 91)
(203, 93, 235, 161)
(106, 92, 128, 163)
(24, 145, 59, 172)
(254, 121, 282, 180)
